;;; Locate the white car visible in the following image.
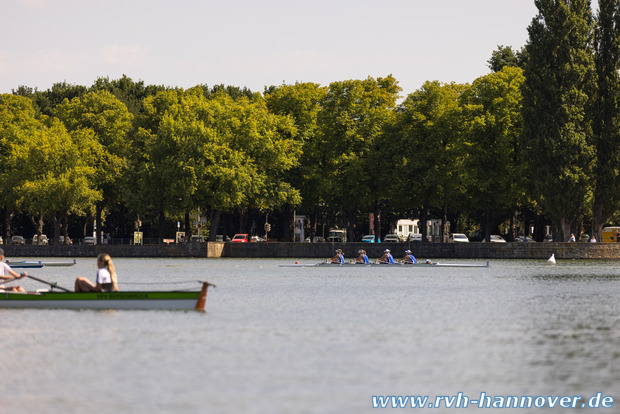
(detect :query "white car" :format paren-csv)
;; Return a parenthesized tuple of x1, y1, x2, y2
(449, 233, 469, 243)
(482, 235, 506, 243)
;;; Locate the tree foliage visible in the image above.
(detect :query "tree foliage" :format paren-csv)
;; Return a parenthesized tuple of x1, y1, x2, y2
(521, 0, 597, 240)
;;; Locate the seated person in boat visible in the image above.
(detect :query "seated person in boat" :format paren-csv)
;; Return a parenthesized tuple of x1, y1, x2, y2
(399, 249, 417, 264)
(355, 249, 369, 264)
(378, 249, 394, 264)
(0, 248, 27, 292)
(330, 249, 345, 264)
(75, 253, 118, 292)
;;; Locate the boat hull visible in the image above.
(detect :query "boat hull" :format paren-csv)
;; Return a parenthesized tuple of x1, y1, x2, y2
(0, 283, 213, 310)
(280, 261, 490, 268)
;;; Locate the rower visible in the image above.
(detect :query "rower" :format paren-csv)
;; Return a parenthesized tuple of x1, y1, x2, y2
(330, 249, 345, 264)
(378, 249, 394, 264)
(400, 249, 417, 264)
(355, 249, 369, 264)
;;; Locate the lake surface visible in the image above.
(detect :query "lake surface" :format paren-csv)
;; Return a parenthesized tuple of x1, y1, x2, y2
(1, 257, 618, 413)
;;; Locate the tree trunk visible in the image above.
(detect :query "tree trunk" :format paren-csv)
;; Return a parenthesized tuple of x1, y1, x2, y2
(560, 217, 571, 242)
(96, 203, 102, 246)
(30, 212, 44, 245)
(484, 209, 492, 242)
(373, 198, 380, 241)
(4, 209, 13, 242)
(441, 205, 448, 243)
(420, 207, 428, 243)
(592, 195, 604, 242)
(208, 208, 221, 241)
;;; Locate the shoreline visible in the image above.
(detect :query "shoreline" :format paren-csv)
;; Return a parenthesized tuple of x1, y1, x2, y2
(4, 241, 620, 260)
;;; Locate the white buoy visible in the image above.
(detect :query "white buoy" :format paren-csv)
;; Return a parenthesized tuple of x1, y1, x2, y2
(547, 253, 556, 265)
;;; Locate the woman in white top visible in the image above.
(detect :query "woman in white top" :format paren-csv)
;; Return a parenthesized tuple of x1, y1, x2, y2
(75, 253, 118, 292)
(0, 248, 27, 292)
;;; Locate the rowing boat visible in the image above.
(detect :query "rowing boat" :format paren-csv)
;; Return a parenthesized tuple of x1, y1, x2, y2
(279, 261, 490, 268)
(0, 281, 214, 311)
(6, 259, 77, 268)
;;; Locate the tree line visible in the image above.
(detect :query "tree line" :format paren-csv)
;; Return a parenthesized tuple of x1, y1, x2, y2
(2, 0, 620, 244)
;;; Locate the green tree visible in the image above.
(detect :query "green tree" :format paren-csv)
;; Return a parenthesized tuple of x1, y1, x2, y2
(316, 76, 401, 240)
(521, 0, 597, 240)
(592, 0, 620, 239)
(390, 81, 468, 242)
(265, 82, 327, 240)
(10, 119, 102, 242)
(0, 94, 40, 239)
(487, 45, 524, 72)
(140, 88, 300, 239)
(460, 66, 526, 241)
(55, 90, 133, 241)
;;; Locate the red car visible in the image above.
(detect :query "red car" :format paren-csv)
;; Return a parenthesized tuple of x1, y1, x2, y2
(231, 234, 249, 242)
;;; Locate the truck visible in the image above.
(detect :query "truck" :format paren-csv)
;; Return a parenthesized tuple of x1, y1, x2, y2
(326, 228, 347, 243)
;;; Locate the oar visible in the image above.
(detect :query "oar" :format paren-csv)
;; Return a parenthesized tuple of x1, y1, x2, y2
(27, 275, 72, 292)
(0, 274, 21, 284)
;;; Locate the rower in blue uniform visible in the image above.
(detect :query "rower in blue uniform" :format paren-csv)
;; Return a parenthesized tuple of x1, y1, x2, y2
(400, 249, 417, 264)
(355, 249, 369, 264)
(330, 249, 345, 264)
(378, 249, 394, 264)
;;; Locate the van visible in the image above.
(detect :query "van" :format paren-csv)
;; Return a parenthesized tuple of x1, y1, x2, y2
(602, 227, 620, 243)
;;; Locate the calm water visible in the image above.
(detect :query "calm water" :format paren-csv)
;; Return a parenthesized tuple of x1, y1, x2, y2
(1, 257, 618, 414)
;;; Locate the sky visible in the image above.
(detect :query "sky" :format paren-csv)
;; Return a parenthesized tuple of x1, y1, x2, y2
(1, 0, 542, 96)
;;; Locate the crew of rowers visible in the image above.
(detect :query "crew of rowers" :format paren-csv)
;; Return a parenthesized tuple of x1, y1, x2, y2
(330, 249, 421, 264)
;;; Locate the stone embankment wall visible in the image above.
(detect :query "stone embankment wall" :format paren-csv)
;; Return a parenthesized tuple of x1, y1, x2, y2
(222, 241, 620, 259)
(4, 242, 620, 259)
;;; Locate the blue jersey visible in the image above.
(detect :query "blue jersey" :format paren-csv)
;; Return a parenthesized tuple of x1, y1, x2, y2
(386, 253, 394, 264)
(336, 253, 345, 264)
(406, 254, 417, 264)
(362, 254, 369, 264)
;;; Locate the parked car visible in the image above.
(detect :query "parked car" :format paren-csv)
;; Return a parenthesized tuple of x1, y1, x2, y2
(304, 236, 325, 243)
(516, 236, 535, 242)
(482, 235, 506, 243)
(407, 233, 422, 242)
(11, 236, 25, 245)
(449, 233, 470, 243)
(231, 234, 249, 243)
(361, 235, 376, 243)
(83, 236, 97, 245)
(190, 235, 205, 243)
(32, 234, 49, 245)
(383, 234, 400, 242)
(544, 234, 553, 243)
(59, 236, 73, 245)
(251, 236, 266, 242)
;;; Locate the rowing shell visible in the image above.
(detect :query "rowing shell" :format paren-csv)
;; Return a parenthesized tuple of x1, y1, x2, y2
(279, 261, 490, 268)
(0, 282, 215, 311)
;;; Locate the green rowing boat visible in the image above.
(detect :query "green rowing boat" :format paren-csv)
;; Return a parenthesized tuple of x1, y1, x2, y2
(0, 281, 214, 311)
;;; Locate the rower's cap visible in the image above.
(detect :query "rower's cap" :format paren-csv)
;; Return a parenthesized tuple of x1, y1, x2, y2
(358, 250, 362, 253)
(384, 249, 390, 253)
(405, 250, 411, 254)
